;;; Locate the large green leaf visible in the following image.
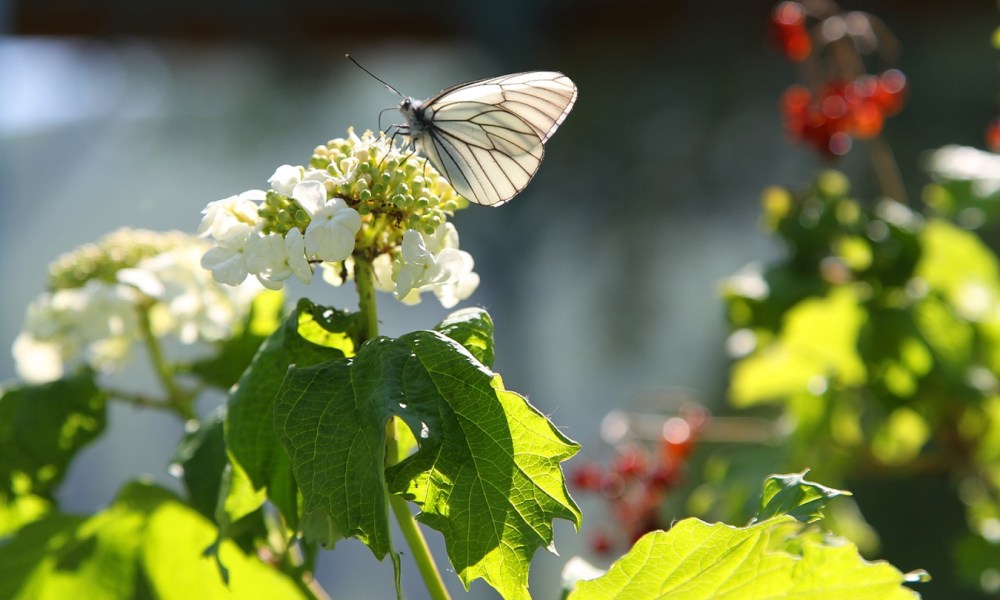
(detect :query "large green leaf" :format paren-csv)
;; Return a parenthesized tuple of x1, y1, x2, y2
(569, 517, 920, 600)
(274, 330, 581, 600)
(225, 298, 355, 518)
(0, 482, 305, 599)
(0, 369, 107, 499)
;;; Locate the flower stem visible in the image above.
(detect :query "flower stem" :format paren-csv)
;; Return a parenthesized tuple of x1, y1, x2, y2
(386, 420, 452, 600)
(136, 302, 196, 421)
(353, 255, 380, 344)
(354, 255, 451, 600)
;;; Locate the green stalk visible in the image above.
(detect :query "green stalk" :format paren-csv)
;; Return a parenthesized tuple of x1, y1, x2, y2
(136, 301, 196, 421)
(354, 255, 452, 600)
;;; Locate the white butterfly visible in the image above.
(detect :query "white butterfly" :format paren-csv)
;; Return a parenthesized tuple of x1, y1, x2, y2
(349, 57, 577, 207)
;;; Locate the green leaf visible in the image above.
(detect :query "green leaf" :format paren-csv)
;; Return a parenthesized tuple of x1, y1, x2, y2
(435, 307, 495, 368)
(171, 408, 228, 519)
(225, 298, 352, 501)
(275, 330, 581, 600)
(568, 517, 920, 600)
(0, 493, 52, 538)
(0, 482, 306, 599)
(190, 289, 284, 389)
(0, 369, 107, 498)
(755, 470, 851, 523)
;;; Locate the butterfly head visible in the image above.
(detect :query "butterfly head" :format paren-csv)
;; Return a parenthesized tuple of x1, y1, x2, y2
(399, 97, 428, 134)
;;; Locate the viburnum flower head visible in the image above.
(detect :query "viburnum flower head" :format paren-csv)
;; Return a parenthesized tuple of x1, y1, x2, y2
(13, 229, 261, 384)
(199, 129, 479, 307)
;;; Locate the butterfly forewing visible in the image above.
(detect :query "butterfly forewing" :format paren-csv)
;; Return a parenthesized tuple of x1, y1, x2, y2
(408, 70, 576, 206)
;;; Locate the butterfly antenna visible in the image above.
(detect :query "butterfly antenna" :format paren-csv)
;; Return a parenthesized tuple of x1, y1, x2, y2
(345, 54, 406, 99)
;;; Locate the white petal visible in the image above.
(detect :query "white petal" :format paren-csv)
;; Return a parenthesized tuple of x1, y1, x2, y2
(268, 164, 302, 195)
(292, 180, 328, 215)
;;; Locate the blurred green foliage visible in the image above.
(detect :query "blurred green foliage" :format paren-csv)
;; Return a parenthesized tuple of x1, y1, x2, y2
(717, 169, 1000, 596)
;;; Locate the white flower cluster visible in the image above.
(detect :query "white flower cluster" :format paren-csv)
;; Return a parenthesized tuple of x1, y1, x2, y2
(199, 175, 362, 290)
(200, 129, 479, 308)
(373, 223, 480, 308)
(13, 231, 260, 384)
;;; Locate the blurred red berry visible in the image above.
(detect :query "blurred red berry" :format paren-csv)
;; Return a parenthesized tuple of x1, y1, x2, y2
(771, 2, 812, 62)
(571, 462, 604, 491)
(612, 446, 650, 480)
(590, 531, 612, 554)
(648, 462, 680, 490)
(872, 69, 907, 116)
(986, 118, 1000, 154)
(849, 100, 884, 139)
(662, 417, 695, 461)
(600, 471, 627, 499)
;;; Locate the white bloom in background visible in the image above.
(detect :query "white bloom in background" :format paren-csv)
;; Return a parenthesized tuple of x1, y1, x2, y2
(267, 165, 303, 195)
(119, 245, 261, 344)
(12, 333, 64, 384)
(925, 145, 1000, 197)
(14, 230, 263, 385)
(14, 279, 140, 384)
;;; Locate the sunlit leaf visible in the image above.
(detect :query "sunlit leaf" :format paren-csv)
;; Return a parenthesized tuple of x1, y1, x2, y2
(755, 470, 850, 523)
(0, 482, 305, 599)
(568, 517, 920, 600)
(274, 329, 581, 600)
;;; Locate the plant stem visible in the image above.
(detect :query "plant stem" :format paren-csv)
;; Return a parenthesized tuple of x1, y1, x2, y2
(869, 136, 909, 205)
(136, 302, 196, 421)
(354, 254, 451, 600)
(353, 255, 380, 344)
(389, 494, 451, 600)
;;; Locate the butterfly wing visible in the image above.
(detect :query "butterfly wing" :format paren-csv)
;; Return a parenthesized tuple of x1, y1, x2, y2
(416, 71, 577, 206)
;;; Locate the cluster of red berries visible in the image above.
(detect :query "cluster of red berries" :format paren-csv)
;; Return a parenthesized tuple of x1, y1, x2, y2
(770, 1, 811, 62)
(570, 407, 706, 555)
(780, 70, 907, 156)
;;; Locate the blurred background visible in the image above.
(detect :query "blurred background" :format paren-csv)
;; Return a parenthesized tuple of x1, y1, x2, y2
(2, 0, 998, 597)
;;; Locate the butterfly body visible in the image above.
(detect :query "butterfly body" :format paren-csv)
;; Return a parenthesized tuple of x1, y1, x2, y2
(396, 71, 577, 206)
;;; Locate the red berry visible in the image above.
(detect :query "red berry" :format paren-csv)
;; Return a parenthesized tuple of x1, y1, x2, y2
(986, 118, 1000, 153)
(648, 463, 680, 490)
(849, 101, 884, 139)
(771, 2, 812, 62)
(873, 69, 907, 116)
(570, 462, 604, 491)
(612, 446, 650, 480)
(590, 531, 612, 554)
(600, 471, 626, 499)
(662, 417, 695, 460)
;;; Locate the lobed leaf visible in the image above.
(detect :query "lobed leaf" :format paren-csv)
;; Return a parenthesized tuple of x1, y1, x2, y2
(274, 329, 580, 600)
